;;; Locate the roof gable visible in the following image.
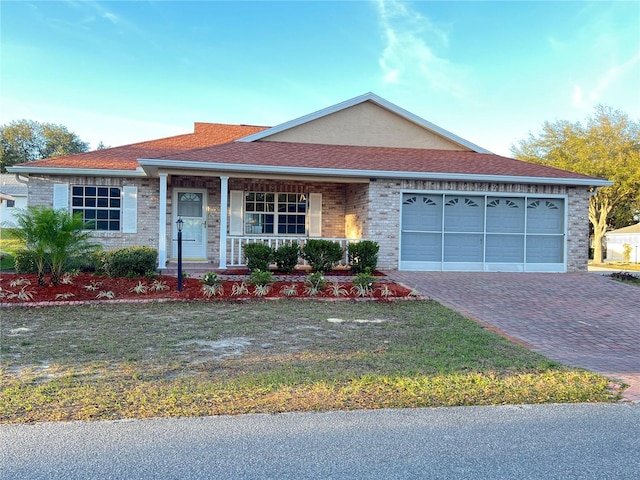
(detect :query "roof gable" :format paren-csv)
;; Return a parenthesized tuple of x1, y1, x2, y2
(237, 92, 491, 153)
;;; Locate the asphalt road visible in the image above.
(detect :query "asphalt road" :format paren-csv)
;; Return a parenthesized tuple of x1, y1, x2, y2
(2, 404, 639, 480)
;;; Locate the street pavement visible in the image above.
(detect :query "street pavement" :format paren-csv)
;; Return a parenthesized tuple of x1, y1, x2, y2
(2, 404, 639, 479)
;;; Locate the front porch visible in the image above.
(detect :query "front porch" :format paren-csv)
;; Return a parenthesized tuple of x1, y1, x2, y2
(155, 173, 371, 271)
(164, 236, 354, 277)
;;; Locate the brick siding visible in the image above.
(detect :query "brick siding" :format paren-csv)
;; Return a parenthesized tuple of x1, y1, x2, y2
(27, 175, 591, 272)
(27, 175, 158, 251)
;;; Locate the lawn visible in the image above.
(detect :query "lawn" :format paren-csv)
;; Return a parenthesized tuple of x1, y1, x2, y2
(0, 300, 617, 423)
(0, 228, 23, 271)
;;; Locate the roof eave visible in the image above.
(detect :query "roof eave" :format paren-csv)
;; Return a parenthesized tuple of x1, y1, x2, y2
(235, 92, 492, 154)
(6, 165, 147, 177)
(137, 159, 611, 187)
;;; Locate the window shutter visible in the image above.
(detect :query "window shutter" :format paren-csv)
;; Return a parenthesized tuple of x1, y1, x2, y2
(308, 192, 322, 237)
(53, 183, 69, 210)
(229, 190, 244, 235)
(122, 186, 137, 233)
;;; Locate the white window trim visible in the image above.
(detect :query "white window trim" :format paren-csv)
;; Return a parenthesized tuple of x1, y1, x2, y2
(239, 191, 310, 236)
(63, 184, 138, 233)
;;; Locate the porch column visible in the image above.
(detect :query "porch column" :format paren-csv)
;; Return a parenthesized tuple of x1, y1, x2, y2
(219, 176, 229, 269)
(157, 173, 168, 269)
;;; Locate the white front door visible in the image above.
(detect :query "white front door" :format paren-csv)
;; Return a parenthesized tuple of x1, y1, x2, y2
(172, 189, 207, 260)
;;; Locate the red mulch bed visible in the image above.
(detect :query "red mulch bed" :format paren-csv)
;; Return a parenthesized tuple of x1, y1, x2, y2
(0, 273, 413, 304)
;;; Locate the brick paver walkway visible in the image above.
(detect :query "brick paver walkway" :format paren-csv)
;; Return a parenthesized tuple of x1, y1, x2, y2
(388, 271, 640, 402)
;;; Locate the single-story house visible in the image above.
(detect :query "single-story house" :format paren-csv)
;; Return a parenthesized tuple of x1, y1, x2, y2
(0, 174, 28, 228)
(7, 93, 611, 272)
(605, 223, 640, 263)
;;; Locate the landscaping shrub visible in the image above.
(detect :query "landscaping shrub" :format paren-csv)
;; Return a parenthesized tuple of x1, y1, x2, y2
(347, 240, 379, 274)
(90, 251, 108, 275)
(103, 246, 158, 278)
(304, 272, 327, 295)
(301, 239, 343, 273)
(352, 269, 376, 288)
(66, 250, 105, 273)
(248, 269, 276, 286)
(201, 272, 221, 286)
(243, 242, 274, 272)
(14, 249, 103, 275)
(14, 249, 51, 274)
(274, 242, 300, 273)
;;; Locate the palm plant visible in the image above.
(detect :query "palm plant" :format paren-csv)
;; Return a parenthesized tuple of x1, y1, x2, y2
(12, 206, 99, 286)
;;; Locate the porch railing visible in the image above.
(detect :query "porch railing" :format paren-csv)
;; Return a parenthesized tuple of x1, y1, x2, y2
(227, 236, 354, 267)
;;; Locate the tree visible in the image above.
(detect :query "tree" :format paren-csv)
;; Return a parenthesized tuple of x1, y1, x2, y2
(12, 206, 100, 286)
(512, 106, 640, 264)
(0, 120, 89, 172)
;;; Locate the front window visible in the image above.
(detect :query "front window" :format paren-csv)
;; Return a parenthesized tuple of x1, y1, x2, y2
(244, 192, 307, 235)
(72, 186, 121, 231)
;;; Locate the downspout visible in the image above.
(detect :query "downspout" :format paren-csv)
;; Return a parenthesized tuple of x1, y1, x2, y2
(14, 174, 29, 186)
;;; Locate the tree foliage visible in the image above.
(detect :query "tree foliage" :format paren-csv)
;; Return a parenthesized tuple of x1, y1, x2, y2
(512, 106, 640, 263)
(0, 119, 89, 172)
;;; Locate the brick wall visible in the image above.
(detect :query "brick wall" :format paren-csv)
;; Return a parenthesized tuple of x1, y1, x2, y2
(345, 183, 369, 239)
(367, 179, 402, 269)
(27, 175, 159, 251)
(566, 186, 591, 272)
(26, 174, 592, 272)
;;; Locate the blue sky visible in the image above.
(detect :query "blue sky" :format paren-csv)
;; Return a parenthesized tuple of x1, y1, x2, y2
(2, 0, 639, 156)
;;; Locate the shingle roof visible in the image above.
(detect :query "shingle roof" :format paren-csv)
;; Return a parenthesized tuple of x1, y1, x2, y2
(18, 123, 268, 171)
(10, 121, 606, 184)
(0, 174, 27, 196)
(151, 141, 601, 181)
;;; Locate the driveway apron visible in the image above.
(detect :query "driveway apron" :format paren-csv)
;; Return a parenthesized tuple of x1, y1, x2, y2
(388, 271, 640, 402)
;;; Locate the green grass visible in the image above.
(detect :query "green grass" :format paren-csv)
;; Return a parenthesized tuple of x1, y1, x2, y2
(0, 300, 617, 423)
(591, 261, 640, 272)
(0, 228, 23, 271)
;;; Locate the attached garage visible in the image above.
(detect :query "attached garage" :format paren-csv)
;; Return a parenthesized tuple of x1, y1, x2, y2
(400, 192, 566, 272)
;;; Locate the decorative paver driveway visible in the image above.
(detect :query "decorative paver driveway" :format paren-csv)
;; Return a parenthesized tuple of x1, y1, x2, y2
(388, 271, 640, 402)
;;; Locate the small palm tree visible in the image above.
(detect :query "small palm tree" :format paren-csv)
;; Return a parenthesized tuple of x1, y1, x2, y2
(12, 206, 99, 286)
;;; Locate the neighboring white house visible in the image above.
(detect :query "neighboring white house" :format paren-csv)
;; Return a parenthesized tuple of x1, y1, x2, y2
(0, 174, 28, 228)
(605, 223, 640, 263)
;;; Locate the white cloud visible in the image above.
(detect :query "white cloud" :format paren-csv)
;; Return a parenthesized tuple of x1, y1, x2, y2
(572, 52, 640, 109)
(376, 0, 469, 98)
(572, 84, 584, 107)
(102, 12, 119, 24)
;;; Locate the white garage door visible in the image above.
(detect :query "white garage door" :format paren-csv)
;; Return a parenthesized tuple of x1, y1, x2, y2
(400, 193, 565, 272)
